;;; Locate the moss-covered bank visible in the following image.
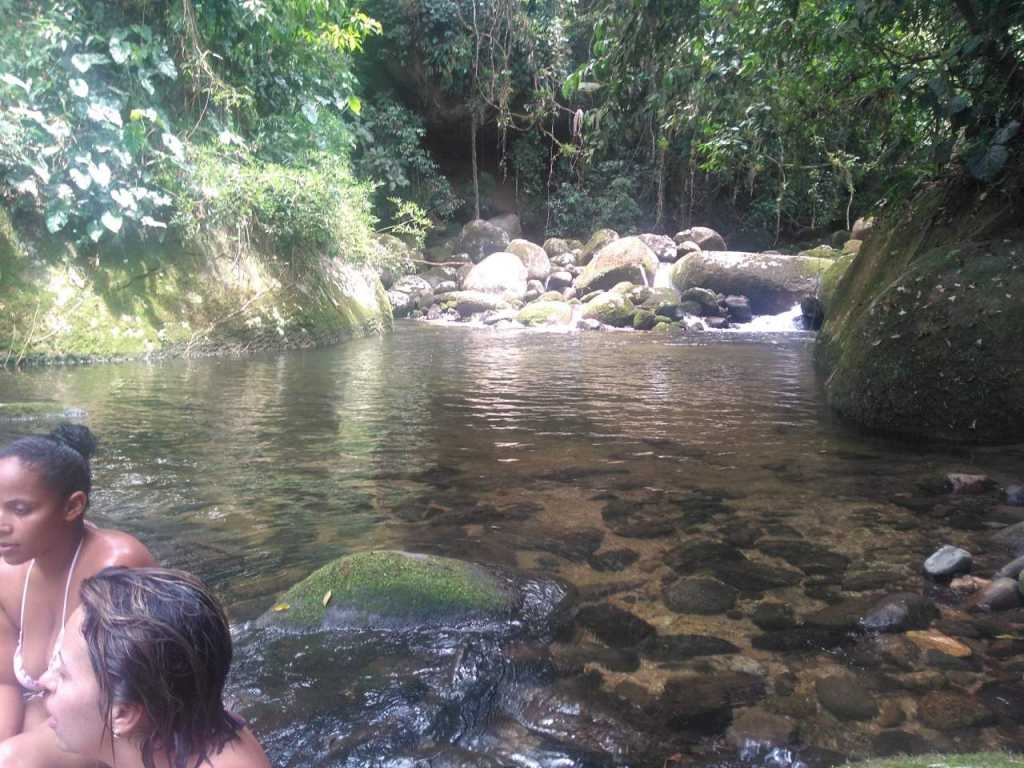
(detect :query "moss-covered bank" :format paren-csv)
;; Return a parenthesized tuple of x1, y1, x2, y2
(816, 169, 1024, 443)
(0, 209, 392, 365)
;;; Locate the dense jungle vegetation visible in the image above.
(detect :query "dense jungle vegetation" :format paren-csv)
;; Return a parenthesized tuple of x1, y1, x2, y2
(1, 0, 1021, 257)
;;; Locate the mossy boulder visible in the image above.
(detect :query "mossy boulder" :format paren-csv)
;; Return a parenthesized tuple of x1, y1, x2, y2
(576, 237, 658, 295)
(543, 238, 571, 257)
(507, 239, 551, 281)
(580, 291, 635, 327)
(0, 212, 392, 364)
(819, 252, 855, 314)
(633, 309, 658, 330)
(579, 228, 619, 265)
(517, 301, 574, 327)
(262, 551, 512, 629)
(443, 290, 511, 315)
(817, 175, 1024, 443)
(798, 244, 841, 260)
(679, 287, 723, 316)
(671, 251, 833, 314)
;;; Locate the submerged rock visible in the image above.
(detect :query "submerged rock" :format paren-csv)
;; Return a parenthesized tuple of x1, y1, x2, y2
(662, 577, 737, 615)
(815, 675, 878, 721)
(575, 603, 656, 648)
(860, 593, 938, 633)
(923, 545, 972, 577)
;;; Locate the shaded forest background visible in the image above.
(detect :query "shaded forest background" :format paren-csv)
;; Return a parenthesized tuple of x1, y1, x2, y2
(1, 0, 1021, 258)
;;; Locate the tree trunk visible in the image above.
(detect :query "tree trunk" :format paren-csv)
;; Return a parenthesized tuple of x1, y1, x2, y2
(471, 110, 480, 220)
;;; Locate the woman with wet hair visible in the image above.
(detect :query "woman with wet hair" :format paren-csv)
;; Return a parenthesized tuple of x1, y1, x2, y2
(40, 567, 270, 768)
(0, 423, 154, 767)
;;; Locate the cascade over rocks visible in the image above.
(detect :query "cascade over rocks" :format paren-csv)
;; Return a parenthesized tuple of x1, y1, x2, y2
(672, 251, 833, 314)
(576, 237, 658, 295)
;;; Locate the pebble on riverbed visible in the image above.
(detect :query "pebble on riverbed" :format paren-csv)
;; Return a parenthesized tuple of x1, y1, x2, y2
(923, 544, 972, 577)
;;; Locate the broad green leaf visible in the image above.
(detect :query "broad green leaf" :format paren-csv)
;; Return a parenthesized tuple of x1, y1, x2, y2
(13, 177, 37, 196)
(30, 161, 50, 183)
(45, 207, 69, 233)
(69, 167, 92, 190)
(161, 132, 185, 161)
(70, 53, 109, 73)
(88, 221, 105, 242)
(111, 187, 136, 211)
(155, 49, 177, 79)
(100, 210, 123, 233)
(109, 35, 130, 65)
(347, 95, 362, 115)
(0, 73, 29, 92)
(87, 100, 123, 128)
(139, 74, 154, 95)
(140, 216, 167, 229)
(69, 78, 89, 98)
(88, 161, 112, 187)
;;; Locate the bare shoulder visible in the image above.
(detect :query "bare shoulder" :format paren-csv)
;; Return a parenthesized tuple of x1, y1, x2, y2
(211, 727, 272, 768)
(0, 559, 28, 610)
(90, 526, 156, 568)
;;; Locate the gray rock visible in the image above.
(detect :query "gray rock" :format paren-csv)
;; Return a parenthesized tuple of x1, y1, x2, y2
(463, 252, 529, 300)
(662, 577, 737, 615)
(815, 675, 878, 721)
(751, 601, 798, 631)
(486, 213, 522, 236)
(576, 318, 603, 331)
(724, 295, 753, 323)
(579, 228, 619, 265)
(800, 296, 824, 330)
(679, 287, 723, 316)
(459, 219, 511, 262)
(726, 708, 797, 748)
(968, 577, 1021, 611)
(924, 545, 973, 577)
(860, 593, 938, 632)
(677, 240, 702, 258)
(546, 271, 573, 291)
(576, 237, 659, 295)
(575, 603, 655, 648)
(387, 290, 415, 318)
(851, 216, 875, 241)
(508, 240, 552, 282)
(543, 237, 571, 258)
(989, 520, 1024, 554)
(642, 634, 739, 662)
(995, 553, 1024, 579)
(946, 473, 996, 495)
(445, 291, 511, 316)
(638, 233, 678, 263)
(1006, 484, 1024, 506)
(674, 226, 726, 251)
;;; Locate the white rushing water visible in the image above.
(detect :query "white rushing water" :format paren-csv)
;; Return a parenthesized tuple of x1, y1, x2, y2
(723, 303, 806, 333)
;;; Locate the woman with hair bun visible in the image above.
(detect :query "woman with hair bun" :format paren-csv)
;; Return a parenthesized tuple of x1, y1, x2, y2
(0, 423, 154, 767)
(40, 567, 270, 768)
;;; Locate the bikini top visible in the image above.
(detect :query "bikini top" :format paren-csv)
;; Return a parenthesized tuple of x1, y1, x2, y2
(13, 537, 84, 694)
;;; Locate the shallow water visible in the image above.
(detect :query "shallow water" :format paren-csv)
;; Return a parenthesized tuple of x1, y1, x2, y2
(3, 322, 1024, 766)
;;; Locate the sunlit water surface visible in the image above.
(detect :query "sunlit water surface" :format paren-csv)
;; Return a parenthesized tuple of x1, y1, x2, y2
(3, 322, 1023, 767)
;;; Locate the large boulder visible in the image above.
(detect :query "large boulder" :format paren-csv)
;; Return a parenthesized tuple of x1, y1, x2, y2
(391, 275, 434, 310)
(816, 174, 1024, 443)
(543, 238, 572, 258)
(458, 219, 511, 263)
(851, 216, 875, 240)
(463, 252, 529, 300)
(443, 291, 511, 316)
(638, 234, 678, 263)
(671, 251, 833, 314)
(576, 237, 659, 295)
(487, 213, 522, 237)
(579, 228, 619, 265)
(674, 227, 726, 251)
(260, 551, 512, 629)
(580, 291, 635, 327)
(517, 301, 574, 327)
(507, 239, 552, 282)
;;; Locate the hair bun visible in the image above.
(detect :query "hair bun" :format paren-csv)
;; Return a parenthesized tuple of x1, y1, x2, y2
(49, 423, 98, 461)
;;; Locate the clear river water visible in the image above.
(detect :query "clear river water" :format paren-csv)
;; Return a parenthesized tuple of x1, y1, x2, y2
(3, 321, 1024, 767)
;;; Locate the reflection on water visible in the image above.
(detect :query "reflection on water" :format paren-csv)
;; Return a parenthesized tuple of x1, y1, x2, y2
(3, 323, 1024, 766)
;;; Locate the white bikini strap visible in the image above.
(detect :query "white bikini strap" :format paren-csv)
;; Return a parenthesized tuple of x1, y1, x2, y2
(17, 560, 34, 644)
(59, 538, 85, 630)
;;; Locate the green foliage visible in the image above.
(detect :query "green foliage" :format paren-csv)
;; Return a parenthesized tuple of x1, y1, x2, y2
(174, 146, 381, 273)
(548, 161, 644, 236)
(350, 98, 461, 222)
(0, 2, 183, 243)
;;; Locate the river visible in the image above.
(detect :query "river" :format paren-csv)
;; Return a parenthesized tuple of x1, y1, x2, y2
(3, 321, 1023, 767)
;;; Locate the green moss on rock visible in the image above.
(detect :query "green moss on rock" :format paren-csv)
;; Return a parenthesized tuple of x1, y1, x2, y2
(580, 291, 635, 327)
(817, 174, 1024, 443)
(517, 301, 573, 326)
(267, 550, 511, 628)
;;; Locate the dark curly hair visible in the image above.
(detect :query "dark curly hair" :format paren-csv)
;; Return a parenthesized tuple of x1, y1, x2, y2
(0, 422, 97, 505)
(79, 567, 242, 768)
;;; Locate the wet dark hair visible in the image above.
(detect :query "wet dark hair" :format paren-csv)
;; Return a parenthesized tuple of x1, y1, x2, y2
(79, 567, 242, 768)
(0, 422, 97, 502)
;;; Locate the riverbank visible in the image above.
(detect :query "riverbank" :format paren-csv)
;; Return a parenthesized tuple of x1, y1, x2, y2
(0, 209, 392, 366)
